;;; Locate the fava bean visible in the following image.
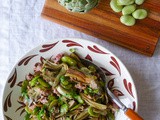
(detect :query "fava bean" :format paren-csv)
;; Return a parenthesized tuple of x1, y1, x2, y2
(120, 15, 136, 26)
(132, 9, 147, 19)
(117, 0, 134, 5)
(110, 0, 123, 12)
(122, 4, 136, 15)
(135, 0, 144, 5)
(61, 56, 77, 66)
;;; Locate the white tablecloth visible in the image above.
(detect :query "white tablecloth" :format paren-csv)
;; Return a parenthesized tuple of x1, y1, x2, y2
(0, 0, 160, 120)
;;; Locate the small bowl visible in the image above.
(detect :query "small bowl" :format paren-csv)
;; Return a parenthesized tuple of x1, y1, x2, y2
(2, 38, 138, 120)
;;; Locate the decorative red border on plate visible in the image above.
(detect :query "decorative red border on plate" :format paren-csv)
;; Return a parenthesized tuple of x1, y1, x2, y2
(4, 115, 12, 120)
(16, 101, 26, 116)
(123, 79, 134, 98)
(62, 40, 83, 48)
(132, 101, 136, 111)
(108, 79, 124, 97)
(88, 45, 108, 54)
(39, 41, 59, 52)
(8, 69, 17, 88)
(110, 56, 121, 75)
(3, 91, 13, 112)
(85, 54, 92, 61)
(18, 54, 38, 66)
(101, 67, 114, 76)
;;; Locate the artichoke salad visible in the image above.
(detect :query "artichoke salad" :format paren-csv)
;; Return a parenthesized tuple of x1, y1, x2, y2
(18, 50, 116, 120)
(58, 0, 99, 13)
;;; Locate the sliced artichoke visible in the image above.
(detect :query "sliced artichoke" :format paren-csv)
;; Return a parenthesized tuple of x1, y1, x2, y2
(58, 0, 100, 13)
(65, 68, 93, 84)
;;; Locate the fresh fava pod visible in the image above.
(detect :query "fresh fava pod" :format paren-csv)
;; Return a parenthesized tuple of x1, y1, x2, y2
(58, 0, 100, 13)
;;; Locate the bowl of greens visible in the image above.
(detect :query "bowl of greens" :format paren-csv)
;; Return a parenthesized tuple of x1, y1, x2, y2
(2, 38, 138, 120)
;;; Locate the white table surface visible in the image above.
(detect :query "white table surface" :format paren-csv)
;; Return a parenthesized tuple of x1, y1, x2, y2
(0, 0, 160, 120)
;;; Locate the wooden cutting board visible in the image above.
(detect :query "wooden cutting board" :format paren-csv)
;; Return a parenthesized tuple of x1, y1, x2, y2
(41, 0, 160, 56)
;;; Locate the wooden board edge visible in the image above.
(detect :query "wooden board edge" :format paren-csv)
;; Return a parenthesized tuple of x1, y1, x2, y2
(41, 13, 158, 57)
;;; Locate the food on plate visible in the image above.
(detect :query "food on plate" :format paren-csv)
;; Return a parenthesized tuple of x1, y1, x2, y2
(58, 0, 99, 13)
(110, 0, 148, 26)
(18, 50, 116, 120)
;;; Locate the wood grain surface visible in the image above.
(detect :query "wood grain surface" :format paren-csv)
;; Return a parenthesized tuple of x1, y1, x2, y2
(41, 0, 160, 56)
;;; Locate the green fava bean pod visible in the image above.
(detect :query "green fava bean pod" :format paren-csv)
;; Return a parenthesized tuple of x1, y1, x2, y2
(132, 9, 148, 19)
(110, 0, 123, 13)
(117, 0, 134, 5)
(122, 4, 136, 15)
(120, 15, 136, 26)
(135, 0, 145, 5)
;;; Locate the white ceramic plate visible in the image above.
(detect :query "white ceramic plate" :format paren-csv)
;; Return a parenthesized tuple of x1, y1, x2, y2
(2, 38, 138, 120)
